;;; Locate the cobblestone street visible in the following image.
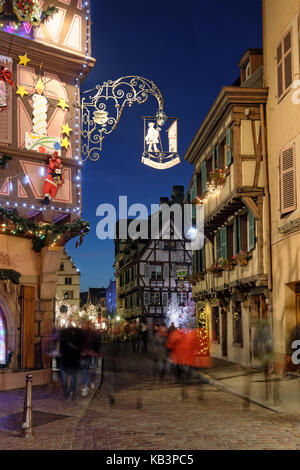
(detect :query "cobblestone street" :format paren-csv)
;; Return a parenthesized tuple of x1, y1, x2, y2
(1, 344, 300, 450)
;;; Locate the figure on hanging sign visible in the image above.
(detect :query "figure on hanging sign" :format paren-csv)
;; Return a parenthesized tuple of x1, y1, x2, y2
(42, 152, 64, 205)
(145, 122, 161, 152)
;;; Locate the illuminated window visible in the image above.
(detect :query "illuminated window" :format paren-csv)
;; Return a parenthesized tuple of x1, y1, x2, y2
(0, 312, 7, 365)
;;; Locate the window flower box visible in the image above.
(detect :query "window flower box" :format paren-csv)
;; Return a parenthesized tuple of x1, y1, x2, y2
(232, 250, 252, 267)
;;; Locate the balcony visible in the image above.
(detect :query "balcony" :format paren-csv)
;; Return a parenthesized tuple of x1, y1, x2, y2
(192, 247, 267, 300)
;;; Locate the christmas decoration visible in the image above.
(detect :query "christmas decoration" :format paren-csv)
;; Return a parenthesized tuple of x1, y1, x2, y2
(166, 297, 194, 329)
(61, 137, 70, 150)
(62, 123, 72, 137)
(57, 98, 69, 111)
(0, 154, 12, 169)
(0, 207, 89, 252)
(0, 66, 14, 88)
(55, 297, 78, 328)
(42, 152, 64, 205)
(16, 85, 28, 98)
(0, 1, 58, 26)
(18, 53, 31, 67)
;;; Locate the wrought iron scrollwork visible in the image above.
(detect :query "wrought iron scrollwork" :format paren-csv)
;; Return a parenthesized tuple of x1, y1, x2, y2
(81, 76, 166, 162)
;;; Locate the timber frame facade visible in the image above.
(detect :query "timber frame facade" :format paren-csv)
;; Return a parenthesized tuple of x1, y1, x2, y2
(185, 50, 272, 366)
(114, 187, 193, 327)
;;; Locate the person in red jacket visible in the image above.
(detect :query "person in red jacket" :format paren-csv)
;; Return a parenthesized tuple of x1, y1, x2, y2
(42, 152, 64, 205)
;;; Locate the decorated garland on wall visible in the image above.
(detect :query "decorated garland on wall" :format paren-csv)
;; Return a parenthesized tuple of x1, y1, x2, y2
(0, 207, 89, 252)
(0, 0, 58, 26)
(0, 268, 21, 284)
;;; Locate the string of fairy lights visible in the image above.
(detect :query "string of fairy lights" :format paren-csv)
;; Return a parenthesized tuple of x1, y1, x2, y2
(0, 1, 92, 219)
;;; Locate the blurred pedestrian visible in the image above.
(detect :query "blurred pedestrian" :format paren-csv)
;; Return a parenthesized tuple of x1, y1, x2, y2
(59, 324, 84, 400)
(152, 325, 168, 381)
(80, 319, 101, 397)
(141, 323, 148, 354)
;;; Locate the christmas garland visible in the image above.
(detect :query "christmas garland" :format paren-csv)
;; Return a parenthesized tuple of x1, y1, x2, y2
(0, 268, 21, 284)
(0, 207, 90, 252)
(0, 1, 58, 26)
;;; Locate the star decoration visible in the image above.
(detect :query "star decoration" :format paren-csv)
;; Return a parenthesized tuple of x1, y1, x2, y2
(57, 98, 69, 111)
(16, 86, 28, 98)
(18, 53, 31, 67)
(62, 123, 73, 137)
(61, 137, 70, 150)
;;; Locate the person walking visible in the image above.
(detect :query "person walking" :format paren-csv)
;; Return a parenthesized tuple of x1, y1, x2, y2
(80, 319, 100, 397)
(59, 324, 84, 400)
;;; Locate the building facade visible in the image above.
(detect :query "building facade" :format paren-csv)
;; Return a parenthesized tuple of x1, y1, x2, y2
(0, 1, 94, 389)
(106, 279, 116, 319)
(263, 0, 300, 370)
(56, 249, 80, 321)
(114, 186, 194, 328)
(185, 51, 272, 366)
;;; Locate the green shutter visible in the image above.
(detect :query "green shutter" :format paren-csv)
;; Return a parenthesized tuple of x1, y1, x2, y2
(192, 252, 196, 273)
(216, 232, 221, 260)
(226, 128, 232, 166)
(200, 246, 205, 272)
(220, 226, 227, 259)
(234, 216, 241, 254)
(192, 174, 197, 218)
(248, 211, 255, 250)
(201, 161, 207, 194)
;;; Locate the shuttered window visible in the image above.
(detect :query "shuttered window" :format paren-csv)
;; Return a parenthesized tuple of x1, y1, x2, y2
(277, 29, 293, 102)
(162, 292, 168, 306)
(220, 226, 227, 259)
(213, 145, 219, 170)
(280, 146, 296, 214)
(191, 174, 197, 218)
(143, 291, 150, 306)
(226, 128, 232, 166)
(234, 216, 241, 255)
(0, 56, 13, 144)
(201, 161, 207, 194)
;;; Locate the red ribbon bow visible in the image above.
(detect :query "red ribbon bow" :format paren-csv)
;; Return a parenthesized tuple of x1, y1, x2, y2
(0, 67, 14, 88)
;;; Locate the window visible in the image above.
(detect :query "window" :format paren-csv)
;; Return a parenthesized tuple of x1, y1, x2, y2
(178, 292, 187, 305)
(226, 128, 232, 167)
(151, 292, 161, 306)
(211, 307, 220, 343)
(65, 278, 72, 285)
(234, 213, 248, 254)
(280, 146, 296, 215)
(0, 311, 7, 365)
(64, 291, 73, 300)
(245, 62, 251, 80)
(59, 263, 64, 271)
(277, 28, 293, 102)
(233, 301, 243, 345)
(151, 265, 163, 281)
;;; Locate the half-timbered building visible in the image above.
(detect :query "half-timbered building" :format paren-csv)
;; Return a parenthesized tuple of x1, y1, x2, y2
(114, 186, 194, 328)
(185, 49, 272, 366)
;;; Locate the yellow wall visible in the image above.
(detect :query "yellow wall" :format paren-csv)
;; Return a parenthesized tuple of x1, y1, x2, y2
(264, 0, 300, 357)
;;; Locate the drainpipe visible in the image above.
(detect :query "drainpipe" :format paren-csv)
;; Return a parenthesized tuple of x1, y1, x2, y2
(260, 103, 272, 291)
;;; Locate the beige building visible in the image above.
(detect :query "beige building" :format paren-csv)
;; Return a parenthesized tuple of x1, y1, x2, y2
(263, 0, 300, 370)
(0, 1, 94, 390)
(56, 250, 80, 321)
(185, 50, 272, 366)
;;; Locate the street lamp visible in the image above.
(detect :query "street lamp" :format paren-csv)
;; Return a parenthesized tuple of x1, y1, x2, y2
(81, 76, 180, 169)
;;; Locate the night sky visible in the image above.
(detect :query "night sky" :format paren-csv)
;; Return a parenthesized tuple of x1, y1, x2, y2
(66, 0, 262, 292)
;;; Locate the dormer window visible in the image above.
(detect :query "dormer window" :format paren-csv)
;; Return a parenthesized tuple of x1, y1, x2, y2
(245, 62, 251, 80)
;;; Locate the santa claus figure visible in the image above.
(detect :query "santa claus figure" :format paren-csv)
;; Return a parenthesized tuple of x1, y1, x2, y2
(42, 152, 64, 205)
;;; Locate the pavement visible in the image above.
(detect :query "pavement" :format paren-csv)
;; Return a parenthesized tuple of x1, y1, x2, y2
(1, 343, 300, 450)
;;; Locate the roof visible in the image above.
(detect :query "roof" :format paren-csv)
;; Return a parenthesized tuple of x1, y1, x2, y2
(88, 287, 107, 305)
